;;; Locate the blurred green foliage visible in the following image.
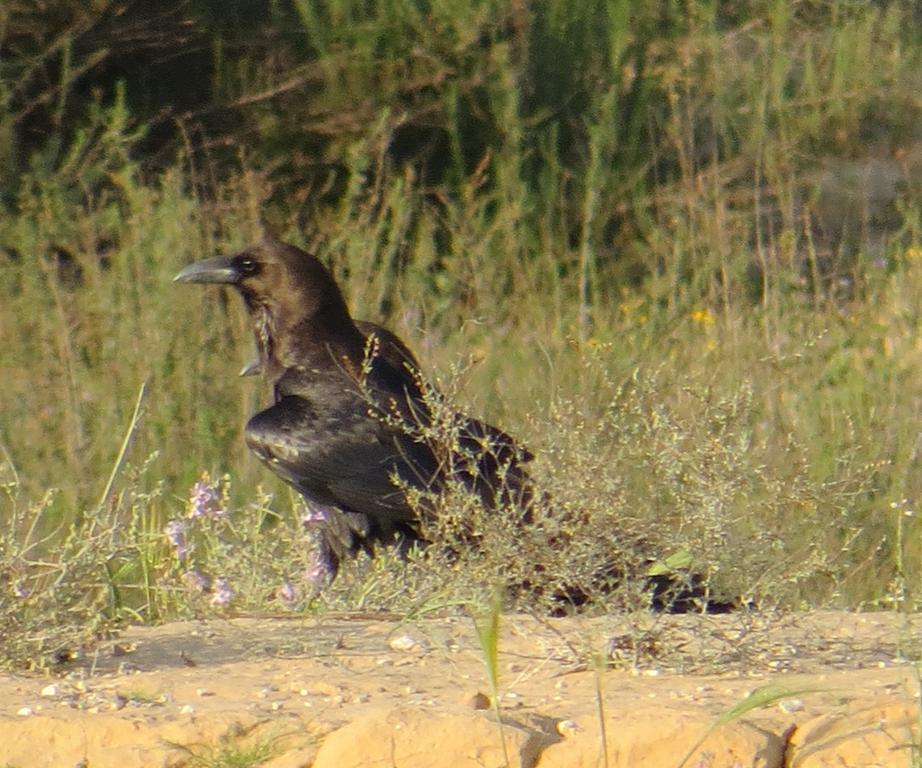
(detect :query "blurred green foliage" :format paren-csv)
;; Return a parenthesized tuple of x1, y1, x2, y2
(3, 0, 922, 632)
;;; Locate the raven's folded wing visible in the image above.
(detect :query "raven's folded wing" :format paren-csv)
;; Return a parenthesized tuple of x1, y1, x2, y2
(244, 395, 438, 525)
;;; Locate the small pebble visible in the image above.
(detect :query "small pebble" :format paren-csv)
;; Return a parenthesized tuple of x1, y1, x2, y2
(196, 688, 215, 697)
(556, 719, 580, 738)
(464, 691, 491, 710)
(270, 701, 283, 711)
(779, 699, 805, 714)
(17, 707, 33, 717)
(388, 634, 420, 652)
(308, 681, 339, 697)
(40, 684, 58, 697)
(179, 704, 195, 714)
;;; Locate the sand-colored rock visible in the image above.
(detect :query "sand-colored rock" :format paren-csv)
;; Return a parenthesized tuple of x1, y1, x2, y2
(312, 707, 549, 768)
(261, 745, 320, 768)
(788, 701, 918, 768)
(0, 712, 260, 768)
(537, 704, 785, 768)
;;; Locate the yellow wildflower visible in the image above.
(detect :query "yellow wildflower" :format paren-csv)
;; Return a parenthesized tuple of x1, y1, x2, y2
(690, 308, 715, 326)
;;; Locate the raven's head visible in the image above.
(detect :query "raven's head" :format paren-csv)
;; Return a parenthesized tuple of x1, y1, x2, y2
(174, 237, 361, 369)
(175, 238, 349, 318)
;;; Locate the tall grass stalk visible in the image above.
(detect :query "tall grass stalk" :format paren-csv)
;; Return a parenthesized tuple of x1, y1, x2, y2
(472, 591, 510, 768)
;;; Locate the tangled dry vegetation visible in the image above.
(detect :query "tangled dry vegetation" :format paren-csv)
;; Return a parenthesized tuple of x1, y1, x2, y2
(0, 352, 874, 670)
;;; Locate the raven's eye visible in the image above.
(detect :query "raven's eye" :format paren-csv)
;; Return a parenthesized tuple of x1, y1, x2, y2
(238, 256, 258, 276)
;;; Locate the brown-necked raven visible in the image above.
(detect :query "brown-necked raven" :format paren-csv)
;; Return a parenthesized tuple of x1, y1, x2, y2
(175, 238, 533, 580)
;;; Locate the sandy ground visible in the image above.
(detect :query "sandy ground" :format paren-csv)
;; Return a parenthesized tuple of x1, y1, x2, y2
(1, 610, 920, 766)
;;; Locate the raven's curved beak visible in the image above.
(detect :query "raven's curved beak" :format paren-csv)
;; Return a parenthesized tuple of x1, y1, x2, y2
(173, 255, 240, 284)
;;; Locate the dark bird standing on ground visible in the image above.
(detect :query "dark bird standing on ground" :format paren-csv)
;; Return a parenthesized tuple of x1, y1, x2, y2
(174, 238, 534, 581)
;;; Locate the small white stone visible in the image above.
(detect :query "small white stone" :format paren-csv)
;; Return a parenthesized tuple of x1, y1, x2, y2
(196, 688, 214, 697)
(556, 719, 580, 738)
(17, 707, 33, 717)
(40, 684, 58, 697)
(270, 701, 283, 711)
(779, 699, 805, 714)
(388, 634, 419, 652)
(179, 704, 195, 715)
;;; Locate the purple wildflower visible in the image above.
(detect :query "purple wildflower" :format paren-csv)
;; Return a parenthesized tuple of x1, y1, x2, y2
(164, 519, 189, 558)
(304, 546, 335, 586)
(183, 569, 211, 592)
(210, 577, 234, 607)
(13, 580, 28, 599)
(304, 560, 329, 585)
(188, 476, 224, 519)
(278, 581, 297, 603)
(301, 503, 328, 526)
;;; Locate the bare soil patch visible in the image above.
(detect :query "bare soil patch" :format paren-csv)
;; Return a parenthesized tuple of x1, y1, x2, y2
(1, 611, 920, 767)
